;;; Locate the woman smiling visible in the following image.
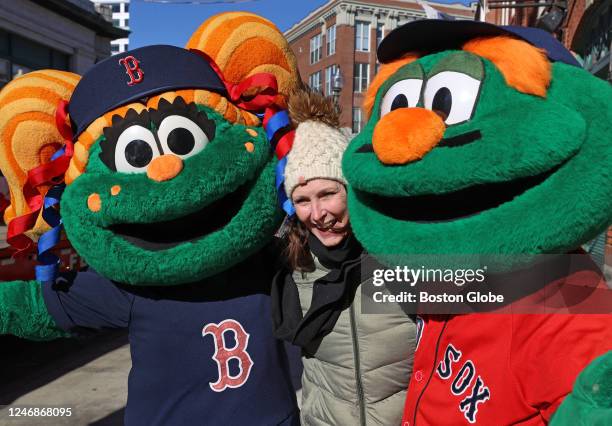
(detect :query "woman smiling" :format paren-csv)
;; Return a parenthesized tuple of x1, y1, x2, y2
(272, 89, 416, 426)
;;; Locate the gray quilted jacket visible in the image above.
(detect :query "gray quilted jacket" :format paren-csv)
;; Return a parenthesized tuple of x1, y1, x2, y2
(294, 256, 416, 426)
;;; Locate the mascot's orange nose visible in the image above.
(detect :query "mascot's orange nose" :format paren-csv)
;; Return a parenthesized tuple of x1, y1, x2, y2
(147, 154, 183, 182)
(373, 108, 446, 165)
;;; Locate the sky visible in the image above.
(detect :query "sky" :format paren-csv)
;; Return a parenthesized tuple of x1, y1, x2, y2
(130, 0, 474, 49)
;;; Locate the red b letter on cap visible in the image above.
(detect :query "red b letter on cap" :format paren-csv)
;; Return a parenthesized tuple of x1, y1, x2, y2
(203, 319, 254, 392)
(118, 55, 144, 86)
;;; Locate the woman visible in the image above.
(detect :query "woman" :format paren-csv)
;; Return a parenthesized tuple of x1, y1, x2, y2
(272, 89, 416, 426)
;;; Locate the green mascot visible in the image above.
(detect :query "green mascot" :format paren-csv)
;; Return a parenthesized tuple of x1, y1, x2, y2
(343, 20, 612, 424)
(0, 12, 301, 426)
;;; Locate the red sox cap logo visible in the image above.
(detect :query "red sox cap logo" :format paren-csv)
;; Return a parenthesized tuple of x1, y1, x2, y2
(202, 319, 254, 392)
(118, 55, 144, 86)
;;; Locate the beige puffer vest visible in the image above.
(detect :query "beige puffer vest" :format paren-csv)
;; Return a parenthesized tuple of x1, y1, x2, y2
(295, 256, 416, 426)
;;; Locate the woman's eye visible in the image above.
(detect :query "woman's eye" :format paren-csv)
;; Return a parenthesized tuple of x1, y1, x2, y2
(380, 79, 423, 117)
(157, 115, 210, 159)
(423, 71, 481, 125)
(114, 125, 160, 173)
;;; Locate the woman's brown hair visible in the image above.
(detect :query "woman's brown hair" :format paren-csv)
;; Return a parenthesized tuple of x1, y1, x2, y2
(283, 215, 315, 272)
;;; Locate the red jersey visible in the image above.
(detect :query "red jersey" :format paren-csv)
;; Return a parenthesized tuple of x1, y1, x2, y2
(403, 264, 612, 425)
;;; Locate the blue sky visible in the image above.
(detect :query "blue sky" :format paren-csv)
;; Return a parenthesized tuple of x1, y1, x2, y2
(130, 0, 474, 49)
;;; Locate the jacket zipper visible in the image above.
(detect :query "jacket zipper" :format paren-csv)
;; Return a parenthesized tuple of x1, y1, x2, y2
(349, 303, 366, 426)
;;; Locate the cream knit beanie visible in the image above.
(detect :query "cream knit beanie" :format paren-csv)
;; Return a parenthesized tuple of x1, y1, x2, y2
(284, 89, 349, 198)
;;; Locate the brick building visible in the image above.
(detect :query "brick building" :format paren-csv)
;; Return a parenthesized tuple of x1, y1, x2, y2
(284, 0, 475, 133)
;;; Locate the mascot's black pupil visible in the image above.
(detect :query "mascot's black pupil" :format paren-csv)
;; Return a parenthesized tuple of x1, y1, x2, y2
(391, 94, 408, 111)
(167, 128, 195, 156)
(125, 139, 153, 168)
(432, 87, 452, 119)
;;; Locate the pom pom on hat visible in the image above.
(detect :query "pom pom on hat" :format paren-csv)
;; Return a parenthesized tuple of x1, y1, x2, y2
(283, 89, 349, 198)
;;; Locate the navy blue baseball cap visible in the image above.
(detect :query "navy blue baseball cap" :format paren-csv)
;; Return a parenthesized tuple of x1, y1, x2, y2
(69, 45, 228, 139)
(378, 19, 580, 67)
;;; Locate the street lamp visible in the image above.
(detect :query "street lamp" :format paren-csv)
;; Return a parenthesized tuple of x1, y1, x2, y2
(332, 67, 344, 111)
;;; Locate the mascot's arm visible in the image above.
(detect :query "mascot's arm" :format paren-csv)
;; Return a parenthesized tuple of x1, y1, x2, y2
(550, 351, 612, 426)
(0, 280, 69, 340)
(1, 270, 134, 341)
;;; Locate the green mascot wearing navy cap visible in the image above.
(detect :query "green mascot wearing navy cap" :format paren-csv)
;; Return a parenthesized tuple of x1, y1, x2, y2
(343, 20, 612, 424)
(0, 12, 302, 425)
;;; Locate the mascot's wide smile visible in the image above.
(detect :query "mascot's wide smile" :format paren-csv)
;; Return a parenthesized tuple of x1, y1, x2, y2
(55, 45, 284, 286)
(344, 36, 608, 256)
(62, 94, 278, 284)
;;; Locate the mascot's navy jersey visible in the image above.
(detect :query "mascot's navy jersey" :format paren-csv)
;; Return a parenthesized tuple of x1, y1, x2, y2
(41, 250, 299, 426)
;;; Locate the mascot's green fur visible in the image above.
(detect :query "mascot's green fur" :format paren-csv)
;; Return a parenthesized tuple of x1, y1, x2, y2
(344, 20, 611, 424)
(62, 101, 280, 285)
(0, 11, 304, 425)
(345, 38, 610, 259)
(0, 10, 300, 318)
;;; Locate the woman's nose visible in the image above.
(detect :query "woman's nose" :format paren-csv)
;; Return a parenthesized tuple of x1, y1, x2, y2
(311, 201, 327, 222)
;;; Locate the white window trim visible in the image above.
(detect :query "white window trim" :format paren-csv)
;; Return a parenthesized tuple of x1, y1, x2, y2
(326, 25, 336, 56)
(355, 21, 370, 52)
(310, 34, 322, 65)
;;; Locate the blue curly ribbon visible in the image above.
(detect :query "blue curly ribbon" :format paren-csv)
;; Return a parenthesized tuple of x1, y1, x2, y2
(35, 148, 66, 282)
(274, 156, 295, 216)
(265, 110, 290, 143)
(263, 108, 295, 216)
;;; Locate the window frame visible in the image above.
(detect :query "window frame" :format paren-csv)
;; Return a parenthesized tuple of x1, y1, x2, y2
(355, 21, 371, 52)
(353, 62, 370, 93)
(326, 25, 336, 56)
(310, 33, 322, 65)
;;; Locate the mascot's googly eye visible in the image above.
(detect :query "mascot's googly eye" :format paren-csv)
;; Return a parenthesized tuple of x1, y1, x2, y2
(115, 125, 161, 173)
(157, 115, 209, 159)
(380, 79, 423, 117)
(423, 71, 481, 125)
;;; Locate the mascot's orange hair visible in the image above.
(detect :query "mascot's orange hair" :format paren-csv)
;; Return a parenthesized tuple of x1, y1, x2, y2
(0, 11, 302, 236)
(463, 36, 551, 98)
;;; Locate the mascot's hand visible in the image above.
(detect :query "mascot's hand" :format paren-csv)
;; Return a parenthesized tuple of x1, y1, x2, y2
(551, 351, 612, 426)
(0, 280, 69, 340)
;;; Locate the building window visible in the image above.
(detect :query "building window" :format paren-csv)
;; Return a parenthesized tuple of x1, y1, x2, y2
(326, 25, 336, 56)
(124, 3, 129, 13)
(0, 58, 9, 85)
(113, 19, 120, 27)
(325, 64, 338, 96)
(310, 34, 322, 64)
(352, 107, 363, 134)
(0, 30, 70, 88)
(376, 23, 385, 47)
(124, 18, 129, 28)
(111, 44, 120, 54)
(111, 4, 120, 13)
(309, 71, 322, 93)
(353, 62, 369, 93)
(355, 21, 370, 52)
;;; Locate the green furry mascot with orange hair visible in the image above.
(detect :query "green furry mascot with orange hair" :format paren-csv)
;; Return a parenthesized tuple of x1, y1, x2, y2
(0, 12, 301, 425)
(344, 20, 611, 424)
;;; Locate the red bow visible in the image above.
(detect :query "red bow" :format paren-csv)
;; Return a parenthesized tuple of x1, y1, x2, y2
(189, 49, 280, 113)
(6, 100, 73, 254)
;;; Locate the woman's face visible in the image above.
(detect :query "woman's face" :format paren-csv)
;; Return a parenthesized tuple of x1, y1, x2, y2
(291, 179, 349, 247)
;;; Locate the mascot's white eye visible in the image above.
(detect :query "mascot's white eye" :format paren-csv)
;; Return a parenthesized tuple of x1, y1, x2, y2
(157, 115, 209, 159)
(115, 125, 161, 173)
(380, 79, 423, 117)
(423, 71, 481, 125)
